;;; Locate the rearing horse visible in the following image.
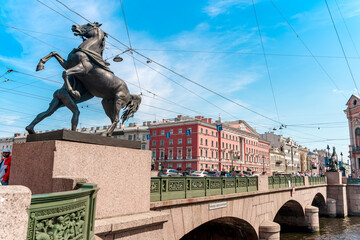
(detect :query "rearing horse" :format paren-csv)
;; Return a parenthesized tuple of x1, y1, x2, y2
(32, 22, 141, 136)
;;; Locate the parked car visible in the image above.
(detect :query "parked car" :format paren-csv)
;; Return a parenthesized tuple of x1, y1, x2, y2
(158, 169, 183, 177)
(191, 171, 208, 177)
(182, 169, 197, 176)
(232, 170, 244, 177)
(207, 171, 220, 177)
(220, 171, 232, 177)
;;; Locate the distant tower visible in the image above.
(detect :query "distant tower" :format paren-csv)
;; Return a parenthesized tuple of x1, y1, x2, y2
(344, 95, 360, 177)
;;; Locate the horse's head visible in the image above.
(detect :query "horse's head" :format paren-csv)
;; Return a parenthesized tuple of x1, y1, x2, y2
(72, 22, 106, 39)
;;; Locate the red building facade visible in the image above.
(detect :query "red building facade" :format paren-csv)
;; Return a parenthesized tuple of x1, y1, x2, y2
(150, 116, 270, 174)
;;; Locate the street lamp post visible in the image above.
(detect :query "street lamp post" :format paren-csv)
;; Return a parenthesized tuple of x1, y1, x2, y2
(262, 155, 265, 175)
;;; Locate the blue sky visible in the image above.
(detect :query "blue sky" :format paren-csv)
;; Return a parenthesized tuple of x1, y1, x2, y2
(1, 0, 359, 160)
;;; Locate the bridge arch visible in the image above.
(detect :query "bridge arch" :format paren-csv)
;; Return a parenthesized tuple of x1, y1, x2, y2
(312, 192, 327, 216)
(273, 200, 306, 232)
(180, 217, 258, 240)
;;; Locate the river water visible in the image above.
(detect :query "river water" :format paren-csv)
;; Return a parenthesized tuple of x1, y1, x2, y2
(280, 216, 360, 239)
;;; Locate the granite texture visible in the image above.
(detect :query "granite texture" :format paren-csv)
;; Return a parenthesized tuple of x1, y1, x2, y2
(11, 140, 151, 219)
(95, 211, 169, 240)
(0, 185, 32, 240)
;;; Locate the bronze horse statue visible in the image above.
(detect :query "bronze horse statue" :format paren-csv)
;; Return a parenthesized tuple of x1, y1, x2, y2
(26, 22, 141, 136)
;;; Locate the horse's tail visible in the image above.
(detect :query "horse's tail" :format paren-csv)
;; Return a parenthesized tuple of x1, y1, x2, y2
(121, 94, 142, 123)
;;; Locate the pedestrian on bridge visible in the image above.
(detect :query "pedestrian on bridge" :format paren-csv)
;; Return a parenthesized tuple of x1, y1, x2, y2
(0, 148, 11, 185)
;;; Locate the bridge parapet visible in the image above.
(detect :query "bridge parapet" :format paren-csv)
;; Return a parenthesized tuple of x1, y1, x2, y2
(268, 176, 305, 189)
(151, 176, 258, 202)
(151, 176, 326, 202)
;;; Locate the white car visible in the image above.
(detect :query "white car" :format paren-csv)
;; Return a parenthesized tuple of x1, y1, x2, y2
(191, 171, 208, 177)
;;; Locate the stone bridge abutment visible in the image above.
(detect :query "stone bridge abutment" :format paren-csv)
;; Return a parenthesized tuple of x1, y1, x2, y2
(150, 178, 327, 240)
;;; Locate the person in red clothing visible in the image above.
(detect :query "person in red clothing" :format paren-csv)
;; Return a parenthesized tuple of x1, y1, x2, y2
(0, 148, 11, 185)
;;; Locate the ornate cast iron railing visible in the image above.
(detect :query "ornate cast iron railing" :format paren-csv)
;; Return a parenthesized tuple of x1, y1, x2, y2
(27, 183, 99, 240)
(308, 176, 326, 185)
(268, 176, 305, 189)
(347, 178, 360, 184)
(150, 176, 258, 202)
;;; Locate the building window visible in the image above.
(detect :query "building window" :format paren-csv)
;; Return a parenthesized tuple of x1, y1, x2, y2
(201, 128, 203, 133)
(222, 142, 224, 148)
(161, 130, 165, 135)
(152, 140, 156, 146)
(170, 129, 173, 134)
(187, 149, 192, 158)
(187, 138, 192, 144)
(205, 129, 208, 135)
(201, 149, 203, 157)
(177, 149, 183, 158)
(160, 149, 164, 158)
(142, 135, 146, 141)
(186, 163, 191, 168)
(205, 139, 208, 146)
(152, 150, 156, 158)
(152, 130, 156, 136)
(160, 140, 164, 146)
(169, 149, 173, 159)
(211, 141, 214, 147)
(205, 150, 208, 158)
(169, 139, 173, 145)
(178, 128, 183, 134)
(177, 163, 182, 169)
(178, 138, 182, 145)
(168, 163, 172, 168)
(141, 145, 146, 150)
(128, 135, 132, 140)
(200, 138, 203, 145)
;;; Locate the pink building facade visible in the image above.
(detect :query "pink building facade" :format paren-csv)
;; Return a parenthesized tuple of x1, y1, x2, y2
(150, 116, 270, 174)
(345, 95, 360, 177)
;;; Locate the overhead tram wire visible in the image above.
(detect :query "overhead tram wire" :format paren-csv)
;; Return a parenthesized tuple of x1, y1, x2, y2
(133, 48, 360, 60)
(119, 0, 142, 94)
(269, 0, 347, 100)
(0, 20, 66, 54)
(47, 0, 285, 126)
(251, 0, 280, 122)
(335, 0, 360, 57)
(324, 0, 359, 94)
(36, 0, 78, 25)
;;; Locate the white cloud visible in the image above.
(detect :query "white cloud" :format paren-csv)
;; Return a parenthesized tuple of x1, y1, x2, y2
(203, 0, 256, 17)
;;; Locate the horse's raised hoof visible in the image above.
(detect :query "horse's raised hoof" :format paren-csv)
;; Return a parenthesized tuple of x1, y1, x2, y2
(36, 62, 44, 71)
(25, 126, 35, 134)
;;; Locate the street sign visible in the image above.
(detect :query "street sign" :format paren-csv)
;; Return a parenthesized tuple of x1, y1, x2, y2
(166, 132, 171, 138)
(186, 129, 191, 136)
(217, 124, 223, 131)
(146, 134, 151, 140)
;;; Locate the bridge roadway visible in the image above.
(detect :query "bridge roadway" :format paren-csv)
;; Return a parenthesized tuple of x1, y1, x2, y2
(150, 176, 326, 240)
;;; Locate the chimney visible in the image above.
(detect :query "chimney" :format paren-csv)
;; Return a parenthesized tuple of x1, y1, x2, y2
(147, 121, 151, 126)
(96, 126, 100, 130)
(14, 133, 20, 137)
(195, 116, 203, 120)
(134, 122, 138, 127)
(143, 122, 147, 126)
(90, 127, 94, 131)
(129, 123, 134, 127)
(103, 126, 107, 130)
(119, 123, 125, 129)
(162, 119, 166, 123)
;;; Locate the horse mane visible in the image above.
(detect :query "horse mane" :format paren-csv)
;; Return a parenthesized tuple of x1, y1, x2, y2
(99, 31, 108, 56)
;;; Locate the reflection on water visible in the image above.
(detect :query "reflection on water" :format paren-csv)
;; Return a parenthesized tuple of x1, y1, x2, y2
(280, 216, 360, 240)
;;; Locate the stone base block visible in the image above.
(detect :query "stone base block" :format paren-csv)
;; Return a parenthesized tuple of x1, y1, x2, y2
(11, 140, 151, 219)
(259, 220, 280, 240)
(95, 211, 169, 240)
(0, 185, 31, 240)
